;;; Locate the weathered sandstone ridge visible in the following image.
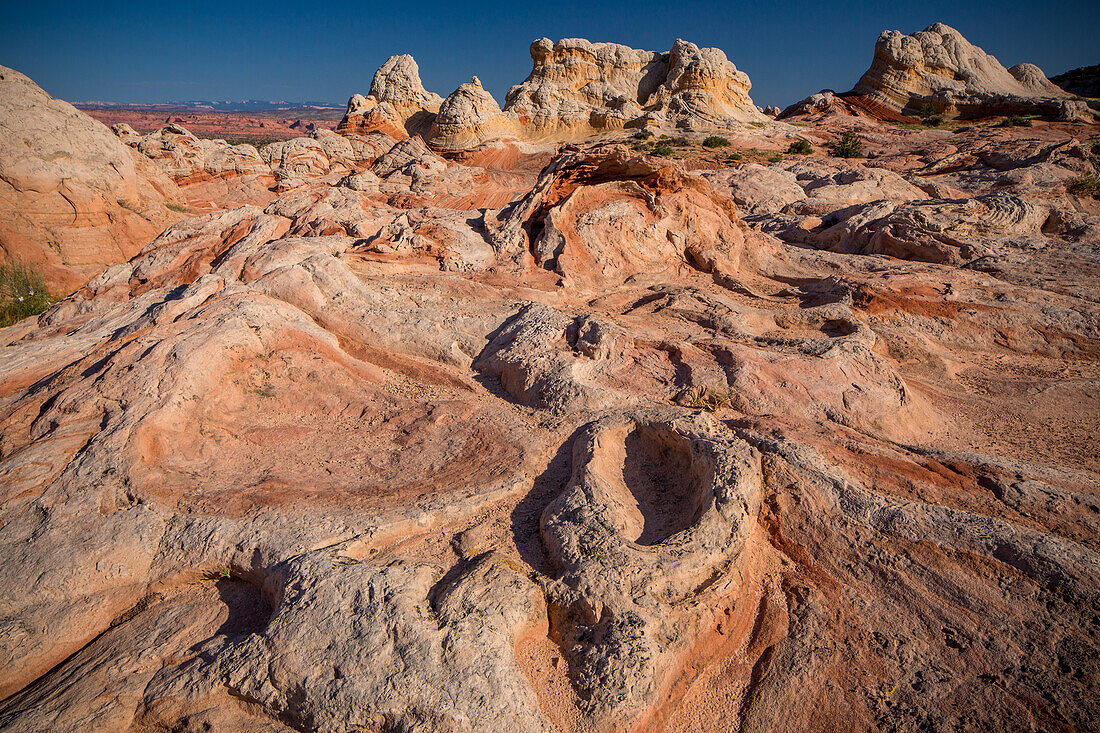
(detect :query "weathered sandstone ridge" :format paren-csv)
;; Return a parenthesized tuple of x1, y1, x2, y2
(783, 24, 1096, 123)
(2, 64, 1100, 733)
(0, 65, 183, 292)
(343, 38, 768, 152)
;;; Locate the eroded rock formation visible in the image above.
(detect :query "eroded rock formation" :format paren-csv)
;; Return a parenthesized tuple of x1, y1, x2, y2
(2, 58, 1100, 733)
(0, 65, 183, 292)
(782, 24, 1095, 123)
(336, 54, 443, 138)
(341, 38, 768, 153)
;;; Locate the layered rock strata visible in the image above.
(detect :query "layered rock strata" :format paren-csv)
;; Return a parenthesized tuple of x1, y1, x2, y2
(0, 65, 183, 292)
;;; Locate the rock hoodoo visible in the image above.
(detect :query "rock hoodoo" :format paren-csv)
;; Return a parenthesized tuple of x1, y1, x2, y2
(336, 54, 443, 138)
(340, 38, 768, 152)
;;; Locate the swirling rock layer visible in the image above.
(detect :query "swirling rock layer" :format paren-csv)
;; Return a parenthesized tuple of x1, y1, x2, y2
(1, 63, 1100, 733)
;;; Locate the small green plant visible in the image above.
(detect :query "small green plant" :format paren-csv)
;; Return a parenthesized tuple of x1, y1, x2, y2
(703, 135, 731, 148)
(830, 132, 863, 158)
(1066, 174, 1100, 198)
(767, 153, 783, 163)
(166, 203, 191, 213)
(787, 139, 813, 155)
(670, 136, 693, 146)
(204, 565, 234, 581)
(117, 198, 139, 212)
(918, 102, 937, 119)
(922, 115, 944, 127)
(659, 134, 671, 140)
(0, 258, 52, 327)
(682, 386, 731, 412)
(651, 144, 674, 157)
(997, 115, 1032, 128)
(727, 152, 743, 161)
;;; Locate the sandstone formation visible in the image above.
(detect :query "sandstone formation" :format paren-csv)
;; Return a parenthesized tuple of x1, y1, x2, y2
(336, 54, 443, 138)
(341, 38, 768, 153)
(2, 54, 1100, 733)
(115, 123, 401, 209)
(782, 24, 1095, 123)
(0, 65, 183, 292)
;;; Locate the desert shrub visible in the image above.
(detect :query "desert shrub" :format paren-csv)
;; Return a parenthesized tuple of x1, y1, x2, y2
(727, 152, 743, 161)
(768, 153, 783, 163)
(659, 134, 671, 140)
(0, 258, 51, 327)
(651, 144, 674, 157)
(830, 132, 863, 158)
(918, 102, 937, 119)
(682, 386, 731, 412)
(632, 129, 654, 140)
(787, 139, 813, 155)
(703, 135, 731, 148)
(922, 115, 944, 127)
(997, 115, 1032, 128)
(1067, 174, 1100, 198)
(671, 136, 692, 146)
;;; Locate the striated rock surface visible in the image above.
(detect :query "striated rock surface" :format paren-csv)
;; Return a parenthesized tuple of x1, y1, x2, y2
(0, 65, 183, 292)
(2, 64, 1100, 733)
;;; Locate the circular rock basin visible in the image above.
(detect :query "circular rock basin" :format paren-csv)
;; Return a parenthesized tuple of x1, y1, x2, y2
(590, 422, 716, 545)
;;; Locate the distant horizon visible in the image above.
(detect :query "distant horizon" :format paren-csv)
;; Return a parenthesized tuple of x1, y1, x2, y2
(3, 0, 1098, 110)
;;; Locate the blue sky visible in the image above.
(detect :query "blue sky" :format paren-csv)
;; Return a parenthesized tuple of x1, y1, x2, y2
(1, 0, 1097, 109)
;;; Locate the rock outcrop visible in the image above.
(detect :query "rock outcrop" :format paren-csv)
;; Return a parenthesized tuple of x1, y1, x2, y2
(126, 123, 270, 183)
(341, 39, 767, 153)
(0, 65, 183, 292)
(852, 23, 1068, 113)
(434, 38, 767, 150)
(1050, 63, 1100, 99)
(782, 24, 1092, 122)
(2, 47, 1100, 733)
(116, 124, 399, 207)
(336, 54, 443, 138)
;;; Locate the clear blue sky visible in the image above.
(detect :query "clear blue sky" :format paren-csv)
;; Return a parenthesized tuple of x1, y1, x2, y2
(2, 0, 1097, 109)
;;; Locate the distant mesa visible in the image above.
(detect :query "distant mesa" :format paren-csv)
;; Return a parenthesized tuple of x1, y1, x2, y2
(781, 23, 1098, 122)
(339, 38, 768, 152)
